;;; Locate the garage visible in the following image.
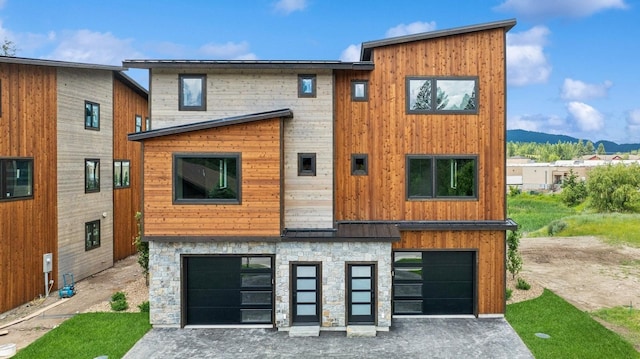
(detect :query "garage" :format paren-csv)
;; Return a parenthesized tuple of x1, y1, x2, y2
(183, 255, 274, 326)
(392, 251, 476, 315)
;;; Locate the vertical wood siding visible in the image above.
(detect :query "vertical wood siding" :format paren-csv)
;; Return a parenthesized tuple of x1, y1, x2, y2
(113, 77, 147, 261)
(0, 63, 58, 312)
(142, 119, 283, 237)
(56, 68, 114, 282)
(335, 28, 507, 222)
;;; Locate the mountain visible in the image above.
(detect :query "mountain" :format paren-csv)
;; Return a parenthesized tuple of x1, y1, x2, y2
(506, 129, 640, 153)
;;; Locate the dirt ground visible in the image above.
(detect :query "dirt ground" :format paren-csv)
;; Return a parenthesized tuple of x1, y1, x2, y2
(1, 236, 640, 356)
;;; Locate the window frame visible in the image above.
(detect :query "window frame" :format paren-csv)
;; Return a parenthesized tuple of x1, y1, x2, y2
(113, 159, 131, 189)
(85, 158, 100, 193)
(298, 74, 317, 98)
(406, 155, 478, 200)
(179, 74, 207, 111)
(0, 157, 34, 201)
(84, 101, 100, 130)
(297, 153, 316, 176)
(173, 153, 241, 204)
(135, 115, 142, 133)
(351, 154, 368, 176)
(351, 80, 369, 102)
(145, 117, 151, 131)
(406, 76, 479, 115)
(85, 220, 101, 251)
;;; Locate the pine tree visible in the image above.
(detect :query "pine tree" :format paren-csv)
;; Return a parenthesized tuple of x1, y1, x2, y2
(413, 80, 431, 110)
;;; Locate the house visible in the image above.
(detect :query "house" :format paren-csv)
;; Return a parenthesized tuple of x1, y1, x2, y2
(0, 57, 147, 313)
(126, 19, 517, 333)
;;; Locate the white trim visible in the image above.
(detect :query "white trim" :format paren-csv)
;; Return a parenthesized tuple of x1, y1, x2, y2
(393, 314, 476, 319)
(185, 324, 274, 329)
(478, 314, 505, 319)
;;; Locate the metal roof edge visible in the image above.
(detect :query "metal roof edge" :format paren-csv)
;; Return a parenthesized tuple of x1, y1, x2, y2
(0, 55, 123, 71)
(122, 59, 374, 71)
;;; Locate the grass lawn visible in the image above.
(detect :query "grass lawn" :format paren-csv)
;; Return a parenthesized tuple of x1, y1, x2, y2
(506, 290, 640, 359)
(13, 312, 151, 359)
(593, 306, 640, 350)
(507, 193, 576, 233)
(553, 213, 640, 247)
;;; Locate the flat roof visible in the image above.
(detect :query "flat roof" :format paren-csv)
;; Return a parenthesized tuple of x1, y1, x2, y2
(123, 59, 374, 71)
(0, 55, 123, 71)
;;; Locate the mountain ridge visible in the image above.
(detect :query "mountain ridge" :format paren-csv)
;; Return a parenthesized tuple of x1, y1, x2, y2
(507, 129, 640, 153)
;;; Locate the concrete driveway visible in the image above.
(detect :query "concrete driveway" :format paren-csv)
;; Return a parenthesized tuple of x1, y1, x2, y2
(123, 318, 533, 359)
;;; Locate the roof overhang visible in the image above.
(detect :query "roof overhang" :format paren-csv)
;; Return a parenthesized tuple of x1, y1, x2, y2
(123, 60, 374, 71)
(0, 55, 123, 71)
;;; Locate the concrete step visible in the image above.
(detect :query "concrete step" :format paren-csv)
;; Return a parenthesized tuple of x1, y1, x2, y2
(346, 325, 377, 338)
(289, 325, 320, 337)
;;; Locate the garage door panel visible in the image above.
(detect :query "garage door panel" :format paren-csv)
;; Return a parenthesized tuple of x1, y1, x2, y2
(187, 307, 240, 325)
(422, 266, 473, 281)
(423, 282, 474, 299)
(423, 299, 472, 315)
(423, 251, 473, 265)
(187, 289, 241, 307)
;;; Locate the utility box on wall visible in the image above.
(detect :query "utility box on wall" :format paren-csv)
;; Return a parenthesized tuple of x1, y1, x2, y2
(43, 253, 53, 273)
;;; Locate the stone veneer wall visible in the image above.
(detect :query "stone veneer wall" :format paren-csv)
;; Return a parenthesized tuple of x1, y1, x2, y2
(148, 241, 392, 329)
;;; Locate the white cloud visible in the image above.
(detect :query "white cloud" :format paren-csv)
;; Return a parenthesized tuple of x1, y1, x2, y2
(198, 41, 257, 60)
(495, 0, 628, 19)
(626, 109, 640, 134)
(506, 26, 552, 86)
(385, 21, 436, 38)
(508, 113, 566, 132)
(560, 78, 612, 100)
(0, 0, 6, 9)
(273, 0, 307, 15)
(339, 44, 360, 62)
(46, 30, 142, 65)
(566, 101, 605, 131)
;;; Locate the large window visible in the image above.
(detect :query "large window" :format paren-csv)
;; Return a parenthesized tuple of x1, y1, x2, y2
(174, 154, 240, 203)
(85, 101, 100, 129)
(1, 158, 33, 200)
(114, 160, 130, 188)
(179, 74, 206, 111)
(407, 155, 477, 199)
(406, 77, 478, 114)
(85, 159, 100, 193)
(85, 220, 100, 251)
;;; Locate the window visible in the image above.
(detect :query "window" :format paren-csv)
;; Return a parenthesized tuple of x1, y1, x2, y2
(145, 117, 151, 131)
(351, 154, 368, 175)
(85, 159, 100, 193)
(406, 77, 478, 114)
(113, 160, 130, 188)
(85, 101, 100, 129)
(298, 74, 316, 98)
(0, 158, 33, 200)
(406, 155, 477, 199)
(179, 74, 206, 111)
(85, 220, 100, 251)
(298, 153, 316, 176)
(351, 80, 369, 102)
(135, 115, 142, 133)
(174, 154, 240, 203)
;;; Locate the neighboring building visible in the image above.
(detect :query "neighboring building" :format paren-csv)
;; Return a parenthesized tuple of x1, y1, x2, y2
(127, 19, 517, 334)
(0, 57, 147, 313)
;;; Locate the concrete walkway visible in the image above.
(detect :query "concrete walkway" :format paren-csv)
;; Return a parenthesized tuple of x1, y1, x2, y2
(124, 318, 533, 359)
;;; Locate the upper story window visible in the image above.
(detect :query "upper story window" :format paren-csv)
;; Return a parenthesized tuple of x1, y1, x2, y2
(298, 153, 316, 176)
(145, 117, 151, 131)
(407, 155, 477, 199)
(85, 159, 100, 193)
(406, 77, 478, 114)
(179, 74, 207, 111)
(114, 160, 130, 188)
(174, 154, 240, 204)
(85, 220, 100, 251)
(351, 80, 369, 102)
(135, 115, 142, 133)
(0, 158, 33, 200)
(85, 101, 100, 129)
(298, 74, 316, 98)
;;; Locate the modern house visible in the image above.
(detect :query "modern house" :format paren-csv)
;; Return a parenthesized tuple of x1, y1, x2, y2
(0, 57, 147, 313)
(126, 19, 517, 334)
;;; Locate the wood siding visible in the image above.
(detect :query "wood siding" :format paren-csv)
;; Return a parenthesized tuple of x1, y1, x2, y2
(335, 28, 507, 222)
(57, 68, 114, 282)
(150, 69, 334, 229)
(393, 230, 506, 314)
(113, 77, 147, 261)
(0, 63, 58, 313)
(141, 118, 283, 237)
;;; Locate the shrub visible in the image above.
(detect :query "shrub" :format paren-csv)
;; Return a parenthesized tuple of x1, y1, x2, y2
(111, 291, 126, 302)
(506, 288, 513, 301)
(560, 169, 587, 206)
(110, 291, 128, 312)
(547, 220, 568, 236)
(509, 185, 521, 197)
(138, 301, 150, 313)
(516, 278, 531, 290)
(507, 230, 523, 279)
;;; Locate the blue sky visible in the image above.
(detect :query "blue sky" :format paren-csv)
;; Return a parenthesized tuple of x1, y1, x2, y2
(1, 0, 638, 143)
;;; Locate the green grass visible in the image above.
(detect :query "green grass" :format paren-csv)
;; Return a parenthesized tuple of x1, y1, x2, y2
(593, 306, 640, 350)
(506, 290, 640, 359)
(14, 312, 151, 359)
(507, 193, 577, 233)
(549, 213, 640, 247)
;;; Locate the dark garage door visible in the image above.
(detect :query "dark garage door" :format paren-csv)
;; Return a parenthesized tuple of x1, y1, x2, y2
(183, 255, 274, 325)
(393, 251, 475, 315)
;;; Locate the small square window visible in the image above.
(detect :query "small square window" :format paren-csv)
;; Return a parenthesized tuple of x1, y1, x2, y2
(179, 74, 206, 111)
(85, 220, 101, 251)
(114, 160, 130, 188)
(351, 80, 369, 102)
(298, 153, 316, 176)
(135, 115, 142, 133)
(85, 101, 100, 129)
(85, 159, 100, 193)
(0, 158, 33, 200)
(351, 154, 368, 175)
(298, 74, 316, 98)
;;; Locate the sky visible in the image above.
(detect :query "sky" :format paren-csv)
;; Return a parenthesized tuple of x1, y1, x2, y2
(0, 0, 638, 143)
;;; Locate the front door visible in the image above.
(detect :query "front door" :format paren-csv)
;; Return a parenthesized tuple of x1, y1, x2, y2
(347, 263, 376, 324)
(292, 263, 320, 324)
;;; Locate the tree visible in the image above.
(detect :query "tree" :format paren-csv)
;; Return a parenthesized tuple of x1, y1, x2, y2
(597, 143, 606, 155)
(1, 39, 17, 56)
(585, 141, 595, 154)
(506, 230, 523, 280)
(134, 212, 149, 285)
(560, 169, 587, 206)
(587, 163, 640, 212)
(413, 80, 431, 110)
